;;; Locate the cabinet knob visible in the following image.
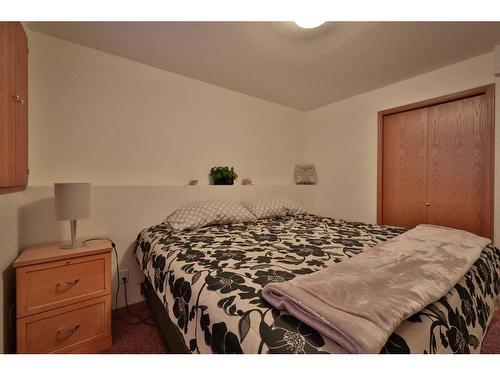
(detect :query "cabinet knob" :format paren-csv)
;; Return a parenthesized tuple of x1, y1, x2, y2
(426, 202, 430, 206)
(13, 94, 24, 104)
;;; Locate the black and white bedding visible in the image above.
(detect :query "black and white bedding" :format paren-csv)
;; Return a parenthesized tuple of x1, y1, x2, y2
(134, 214, 500, 354)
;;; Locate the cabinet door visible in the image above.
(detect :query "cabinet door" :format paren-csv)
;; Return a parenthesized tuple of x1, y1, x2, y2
(0, 22, 28, 190)
(0, 22, 17, 187)
(427, 94, 493, 238)
(13, 22, 28, 186)
(381, 107, 428, 228)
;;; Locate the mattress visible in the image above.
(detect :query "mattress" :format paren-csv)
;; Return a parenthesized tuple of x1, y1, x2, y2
(134, 214, 500, 354)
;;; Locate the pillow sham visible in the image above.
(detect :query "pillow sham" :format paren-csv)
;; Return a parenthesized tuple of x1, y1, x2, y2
(165, 200, 256, 231)
(242, 198, 305, 219)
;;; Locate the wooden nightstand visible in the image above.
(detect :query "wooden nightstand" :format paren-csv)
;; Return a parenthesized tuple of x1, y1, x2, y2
(13, 240, 113, 353)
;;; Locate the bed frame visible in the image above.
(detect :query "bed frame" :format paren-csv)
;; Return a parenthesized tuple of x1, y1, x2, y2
(141, 279, 190, 353)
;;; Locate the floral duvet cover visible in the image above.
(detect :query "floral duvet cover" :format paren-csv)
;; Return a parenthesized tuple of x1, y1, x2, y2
(134, 214, 500, 354)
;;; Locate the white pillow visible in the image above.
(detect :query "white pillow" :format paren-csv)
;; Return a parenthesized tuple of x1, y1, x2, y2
(242, 198, 305, 219)
(165, 201, 256, 231)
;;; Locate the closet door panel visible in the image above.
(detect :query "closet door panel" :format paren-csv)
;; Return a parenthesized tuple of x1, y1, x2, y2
(381, 108, 428, 228)
(427, 94, 492, 238)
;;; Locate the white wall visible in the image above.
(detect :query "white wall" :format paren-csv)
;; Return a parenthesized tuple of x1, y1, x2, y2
(304, 52, 500, 240)
(28, 31, 305, 186)
(14, 30, 309, 319)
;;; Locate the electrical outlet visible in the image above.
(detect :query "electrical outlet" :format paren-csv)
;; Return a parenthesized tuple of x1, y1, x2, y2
(119, 268, 129, 284)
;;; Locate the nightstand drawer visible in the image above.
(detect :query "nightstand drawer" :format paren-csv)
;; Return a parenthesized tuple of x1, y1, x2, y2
(16, 253, 111, 317)
(17, 295, 111, 354)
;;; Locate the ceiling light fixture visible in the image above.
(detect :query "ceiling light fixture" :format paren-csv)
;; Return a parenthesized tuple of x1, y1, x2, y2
(294, 20, 326, 29)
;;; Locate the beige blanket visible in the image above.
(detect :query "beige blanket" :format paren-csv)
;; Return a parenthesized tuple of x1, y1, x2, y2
(262, 224, 491, 354)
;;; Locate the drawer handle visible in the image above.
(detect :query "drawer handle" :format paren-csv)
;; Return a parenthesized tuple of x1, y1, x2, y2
(57, 279, 80, 288)
(57, 324, 80, 336)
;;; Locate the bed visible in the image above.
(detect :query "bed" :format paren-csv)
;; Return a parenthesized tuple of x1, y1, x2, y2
(134, 213, 500, 354)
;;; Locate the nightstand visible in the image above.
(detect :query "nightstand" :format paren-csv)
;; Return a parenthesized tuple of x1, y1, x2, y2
(13, 240, 112, 353)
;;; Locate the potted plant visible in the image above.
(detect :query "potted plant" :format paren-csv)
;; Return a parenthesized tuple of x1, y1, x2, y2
(210, 166, 238, 185)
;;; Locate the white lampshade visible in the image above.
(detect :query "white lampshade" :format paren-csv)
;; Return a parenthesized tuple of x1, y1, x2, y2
(54, 183, 91, 221)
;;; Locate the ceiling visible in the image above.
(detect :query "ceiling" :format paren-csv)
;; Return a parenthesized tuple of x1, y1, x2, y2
(28, 22, 500, 111)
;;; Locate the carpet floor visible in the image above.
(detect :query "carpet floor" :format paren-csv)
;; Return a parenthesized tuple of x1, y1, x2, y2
(105, 302, 500, 354)
(103, 302, 166, 354)
(481, 307, 500, 354)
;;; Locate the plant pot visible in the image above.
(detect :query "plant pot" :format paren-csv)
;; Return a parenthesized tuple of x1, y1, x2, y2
(213, 179, 234, 185)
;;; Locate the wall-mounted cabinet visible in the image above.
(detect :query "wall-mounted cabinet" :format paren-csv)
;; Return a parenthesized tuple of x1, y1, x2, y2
(0, 22, 28, 193)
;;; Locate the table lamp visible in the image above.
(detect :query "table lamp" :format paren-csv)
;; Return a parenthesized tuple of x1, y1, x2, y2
(54, 183, 91, 249)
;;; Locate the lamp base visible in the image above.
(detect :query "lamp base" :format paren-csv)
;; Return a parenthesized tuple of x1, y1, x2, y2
(60, 242, 85, 250)
(60, 220, 86, 249)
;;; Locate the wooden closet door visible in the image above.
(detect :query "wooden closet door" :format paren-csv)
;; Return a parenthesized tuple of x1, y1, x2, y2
(381, 108, 428, 228)
(427, 94, 493, 238)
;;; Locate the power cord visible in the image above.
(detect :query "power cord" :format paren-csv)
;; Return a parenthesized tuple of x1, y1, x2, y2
(82, 238, 156, 326)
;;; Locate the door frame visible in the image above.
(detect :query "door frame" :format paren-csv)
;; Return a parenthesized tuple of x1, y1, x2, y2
(377, 84, 495, 237)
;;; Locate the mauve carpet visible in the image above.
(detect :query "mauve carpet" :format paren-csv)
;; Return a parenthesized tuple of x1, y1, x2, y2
(104, 302, 500, 354)
(103, 302, 166, 354)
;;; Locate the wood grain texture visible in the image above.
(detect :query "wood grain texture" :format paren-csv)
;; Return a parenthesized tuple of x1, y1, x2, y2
(381, 108, 428, 228)
(378, 84, 494, 239)
(16, 295, 111, 354)
(0, 22, 28, 192)
(13, 22, 28, 186)
(427, 94, 493, 238)
(13, 239, 112, 268)
(378, 85, 494, 117)
(0, 186, 26, 194)
(15, 240, 112, 353)
(16, 253, 111, 318)
(0, 23, 16, 187)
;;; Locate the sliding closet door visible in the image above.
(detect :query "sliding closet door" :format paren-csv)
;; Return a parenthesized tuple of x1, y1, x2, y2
(427, 94, 493, 238)
(381, 108, 428, 228)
